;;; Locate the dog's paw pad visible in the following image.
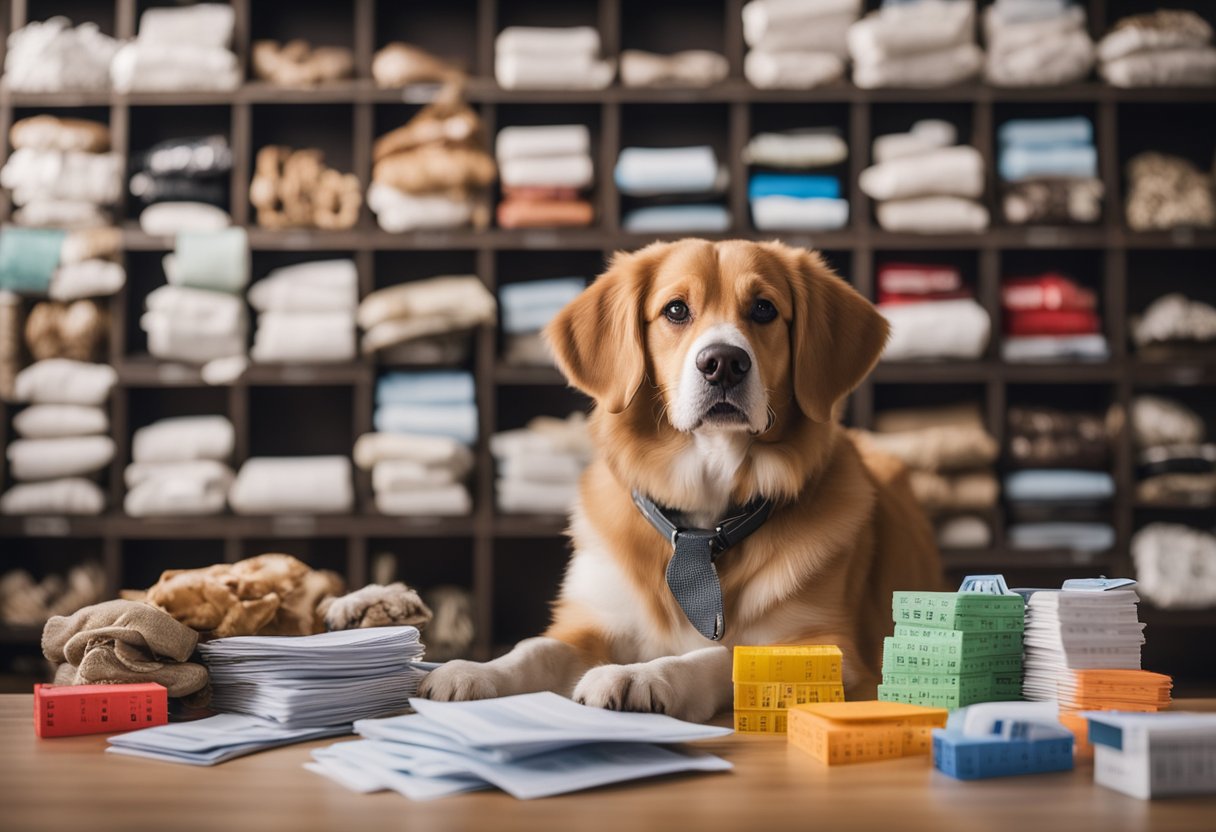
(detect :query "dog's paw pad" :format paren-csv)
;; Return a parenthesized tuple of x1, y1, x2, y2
(573, 664, 677, 714)
(417, 660, 499, 701)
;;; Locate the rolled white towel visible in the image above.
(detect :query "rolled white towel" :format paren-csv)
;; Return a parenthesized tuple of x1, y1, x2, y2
(3, 17, 119, 93)
(880, 299, 991, 361)
(12, 200, 107, 229)
(496, 125, 591, 161)
(875, 196, 990, 234)
(498, 154, 594, 190)
(125, 459, 234, 489)
(132, 415, 234, 464)
(751, 196, 850, 231)
(744, 6, 857, 57)
(110, 42, 240, 92)
(0, 148, 123, 207)
(50, 259, 126, 301)
(872, 120, 957, 164)
(496, 26, 602, 56)
(7, 435, 115, 482)
(144, 284, 246, 334)
(14, 359, 116, 405)
(495, 53, 614, 91)
(251, 312, 356, 364)
(744, 50, 844, 89)
(357, 275, 496, 333)
(0, 478, 105, 515)
(139, 202, 232, 236)
(142, 312, 246, 364)
(367, 184, 474, 234)
(124, 461, 233, 517)
(848, 0, 975, 61)
(742, 130, 848, 169)
(248, 259, 358, 313)
(372, 459, 462, 492)
(859, 145, 984, 201)
(852, 42, 983, 89)
(12, 404, 108, 439)
(229, 456, 354, 515)
(136, 3, 234, 48)
(353, 432, 474, 473)
(375, 484, 471, 517)
(496, 479, 578, 515)
(499, 452, 585, 484)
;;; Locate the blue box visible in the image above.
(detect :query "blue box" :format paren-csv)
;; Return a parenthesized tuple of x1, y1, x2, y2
(933, 727, 1074, 780)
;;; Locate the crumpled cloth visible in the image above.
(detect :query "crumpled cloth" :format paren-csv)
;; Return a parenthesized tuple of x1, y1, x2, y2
(1132, 523, 1216, 609)
(42, 599, 209, 698)
(1124, 152, 1215, 232)
(1133, 293, 1216, 351)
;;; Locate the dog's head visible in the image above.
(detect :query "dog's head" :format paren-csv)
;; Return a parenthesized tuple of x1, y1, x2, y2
(545, 239, 888, 435)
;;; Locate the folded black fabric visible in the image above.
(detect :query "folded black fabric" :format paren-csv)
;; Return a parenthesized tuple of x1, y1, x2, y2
(136, 135, 233, 178)
(129, 173, 228, 206)
(1137, 443, 1216, 479)
(1002, 177, 1103, 225)
(1007, 405, 1110, 468)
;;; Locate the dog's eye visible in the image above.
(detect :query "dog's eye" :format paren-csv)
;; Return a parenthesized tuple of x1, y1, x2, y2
(664, 300, 690, 323)
(750, 299, 778, 324)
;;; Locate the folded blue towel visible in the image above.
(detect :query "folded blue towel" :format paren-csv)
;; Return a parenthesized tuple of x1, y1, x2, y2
(375, 404, 478, 445)
(1004, 469, 1115, 502)
(615, 146, 722, 196)
(0, 226, 65, 293)
(499, 278, 585, 311)
(622, 204, 732, 234)
(999, 145, 1097, 182)
(1007, 522, 1115, 552)
(748, 174, 840, 201)
(998, 117, 1093, 149)
(502, 304, 567, 335)
(376, 371, 475, 406)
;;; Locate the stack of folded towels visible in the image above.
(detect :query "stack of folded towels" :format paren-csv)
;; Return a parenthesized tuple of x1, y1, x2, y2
(499, 277, 585, 367)
(494, 26, 613, 90)
(369, 95, 496, 233)
(1001, 272, 1108, 362)
(125, 415, 235, 517)
(111, 3, 240, 92)
(357, 275, 496, 364)
(745, 129, 849, 231)
(1132, 293, 1216, 360)
(1132, 395, 1214, 509)
(877, 262, 990, 361)
(860, 403, 999, 549)
(229, 456, 354, 516)
(1132, 523, 1216, 610)
(370, 372, 477, 517)
(1097, 10, 1216, 88)
(131, 136, 233, 233)
(617, 146, 730, 233)
(0, 224, 125, 302)
(999, 116, 1102, 226)
(492, 412, 591, 515)
(142, 228, 250, 376)
(983, 0, 1094, 87)
(249, 260, 357, 364)
(0, 115, 121, 230)
(1007, 405, 1112, 470)
(861, 120, 988, 234)
(742, 0, 858, 90)
(496, 125, 595, 229)
(2, 359, 117, 516)
(848, 0, 984, 89)
(3, 16, 117, 92)
(620, 49, 728, 88)
(1124, 152, 1215, 232)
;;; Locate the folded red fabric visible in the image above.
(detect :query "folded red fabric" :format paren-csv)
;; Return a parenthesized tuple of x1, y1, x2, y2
(878, 263, 962, 296)
(878, 288, 974, 305)
(1002, 273, 1096, 312)
(497, 198, 595, 228)
(1004, 308, 1101, 336)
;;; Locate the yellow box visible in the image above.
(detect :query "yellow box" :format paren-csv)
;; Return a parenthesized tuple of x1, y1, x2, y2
(734, 709, 788, 733)
(734, 682, 845, 710)
(787, 701, 948, 765)
(732, 645, 843, 684)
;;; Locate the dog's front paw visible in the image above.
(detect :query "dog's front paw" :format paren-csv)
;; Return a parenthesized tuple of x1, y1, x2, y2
(573, 664, 679, 715)
(417, 660, 500, 701)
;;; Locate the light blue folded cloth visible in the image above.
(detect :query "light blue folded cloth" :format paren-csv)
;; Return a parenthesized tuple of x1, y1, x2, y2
(999, 145, 1097, 182)
(0, 226, 65, 293)
(174, 227, 250, 293)
(991, 0, 1074, 24)
(375, 403, 478, 445)
(376, 371, 475, 406)
(615, 146, 721, 196)
(1007, 522, 1115, 552)
(748, 174, 840, 201)
(998, 116, 1093, 149)
(1004, 469, 1115, 502)
(501, 303, 565, 335)
(622, 204, 732, 234)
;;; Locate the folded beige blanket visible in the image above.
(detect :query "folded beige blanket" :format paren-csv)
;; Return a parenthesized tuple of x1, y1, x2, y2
(863, 424, 998, 473)
(42, 599, 208, 698)
(909, 469, 999, 513)
(873, 402, 984, 434)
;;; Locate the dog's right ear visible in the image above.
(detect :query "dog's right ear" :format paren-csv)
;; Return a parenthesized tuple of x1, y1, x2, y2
(544, 250, 651, 414)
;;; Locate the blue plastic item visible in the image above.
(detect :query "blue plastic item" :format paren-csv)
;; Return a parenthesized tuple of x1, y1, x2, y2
(933, 723, 1074, 780)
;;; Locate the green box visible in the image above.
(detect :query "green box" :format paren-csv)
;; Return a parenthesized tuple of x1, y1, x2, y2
(877, 681, 1024, 710)
(892, 592, 1025, 632)
(882, 641, 1023, 676)
(890, 627, 1024, 658)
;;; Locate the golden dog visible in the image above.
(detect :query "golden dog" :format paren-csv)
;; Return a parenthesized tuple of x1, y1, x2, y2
(419, 239, 943, 721)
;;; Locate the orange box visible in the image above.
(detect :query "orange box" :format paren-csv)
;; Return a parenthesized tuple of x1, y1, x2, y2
(787, 700, 948, 765)
(734, 709, 788, 734)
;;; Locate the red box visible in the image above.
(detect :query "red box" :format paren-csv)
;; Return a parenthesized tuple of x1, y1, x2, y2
(34, 683, 168, 738)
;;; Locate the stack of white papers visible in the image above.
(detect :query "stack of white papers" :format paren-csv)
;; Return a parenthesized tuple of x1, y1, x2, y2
(198, 626, 428, 727)
(1022, 590, 1145, 702)
(1086, 712, 1216, 799)
(307, 691, 733, 800)
(107, 714, 347, 766)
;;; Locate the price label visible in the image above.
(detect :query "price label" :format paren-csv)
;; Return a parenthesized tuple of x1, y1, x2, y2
(23, 517, 71, 537)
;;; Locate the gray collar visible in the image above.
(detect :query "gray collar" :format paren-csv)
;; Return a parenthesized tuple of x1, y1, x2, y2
(631, 489, 774, 641)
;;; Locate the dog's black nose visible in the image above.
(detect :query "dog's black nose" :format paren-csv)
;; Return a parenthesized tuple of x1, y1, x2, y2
(696, 344, 751, 388)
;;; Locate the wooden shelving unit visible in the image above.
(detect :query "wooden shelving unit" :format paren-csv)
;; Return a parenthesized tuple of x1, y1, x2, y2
(1, 1, 1214, 683)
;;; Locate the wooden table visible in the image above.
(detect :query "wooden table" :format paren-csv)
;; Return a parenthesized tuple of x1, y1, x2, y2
(2, 695, 1213, 832)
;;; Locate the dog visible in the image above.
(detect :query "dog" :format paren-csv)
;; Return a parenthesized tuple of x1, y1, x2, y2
(419, 239, 943, 721)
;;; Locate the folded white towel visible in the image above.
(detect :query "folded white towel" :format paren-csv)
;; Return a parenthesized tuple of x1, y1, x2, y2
(490, 415, 592, 460)
(248, 260, 358, 313)
(125, 476, 228, 517)
(499, 154, 594, 190)
(496, 26, 602, 56)
(615, 146, 723, 196)
(14, 359, 116, 405)
(860, 145, 985, 201)
(142, 312, 246, 364)
(852, 42, 983, 89)
(1100, 49, 1216, 88)
(137, 3, 234, 48)
(848, 0, 975, 61)
(132, 415, 234, 464)
(495, 53, 614, 90)
(881, 299, 991, 361)
(125, 459, 234, 489)
(751, 196, 850, 231)
(375, 484, 471, 517)
(12, 404, 108, 439)
(0, 148, 123, 206)
(496, 479, 577, 515)
(496, 125, 592, 161)
(876, 196, 990, 234)
(229, 456, 354, 515)
(358, 275, 496, 333)
(937, 515, 992, 549)
(139, 202, 232, 236)
(110, 42, 241, 92)
(354, 432, 474, 474)
(872, 120, 957, 164)
(744, 7, 856, 57)
(743, 131, 848, 169)
(8, 436, 115, 482)
(3, 17, 118, 93)
(144, 284, 246, 334)
(372, 459, 461, 493)
(744, 50, 844, 89)
(12, 200, 108, 229)
(50, 259, 126, 301)
(499, 452, 585, 485)
(367, 184, 475, 234)
(0, 478, 105, 515)
(252, 312, 355, 364)
(1097, 15, 1213, 64)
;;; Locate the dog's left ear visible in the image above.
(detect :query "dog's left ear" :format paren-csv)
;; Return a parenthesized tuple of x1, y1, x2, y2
(788, 249, 889, 423)
(544, 250, 650, 413)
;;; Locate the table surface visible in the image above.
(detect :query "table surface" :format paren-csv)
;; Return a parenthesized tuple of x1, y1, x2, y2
(2, 695, 1214, 832)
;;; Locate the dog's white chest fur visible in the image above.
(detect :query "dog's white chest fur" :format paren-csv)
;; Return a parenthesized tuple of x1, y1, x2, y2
(674, 432, 750, 527)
